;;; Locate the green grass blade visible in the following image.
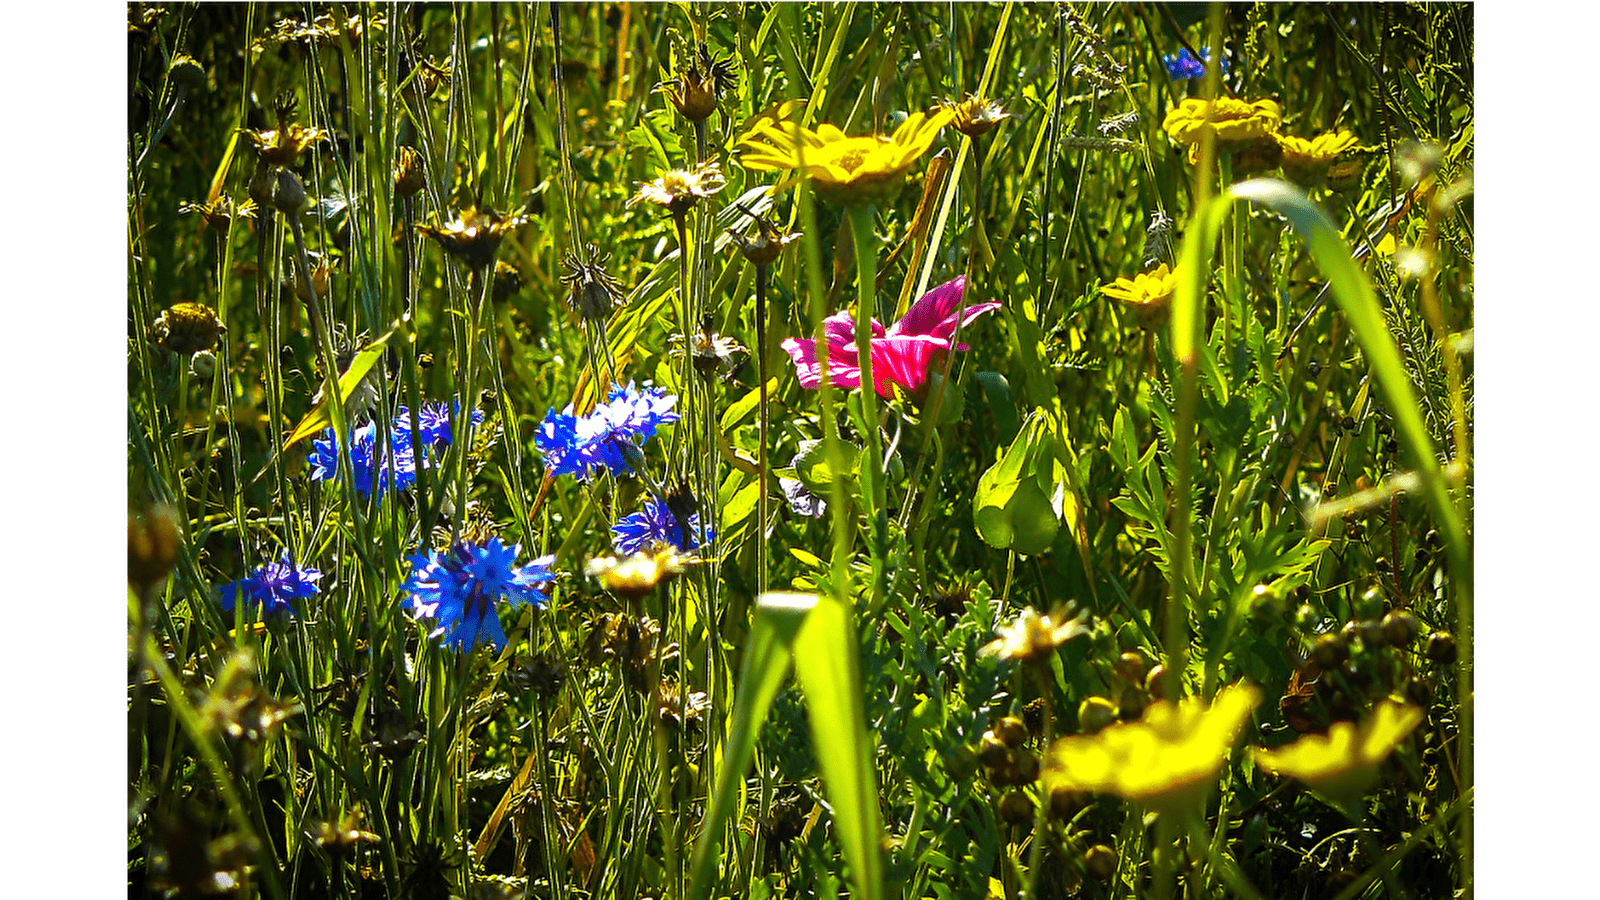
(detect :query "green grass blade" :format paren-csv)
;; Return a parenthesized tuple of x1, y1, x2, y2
(1227, 178, 1469, 575)
(793, 596, 884, 900)
(687, 591, 818, 898)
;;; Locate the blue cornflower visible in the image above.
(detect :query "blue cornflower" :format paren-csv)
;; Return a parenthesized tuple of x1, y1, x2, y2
(1162, 47, 1226, 81)
(402, 537, 555, 651)
(612, 496, 712, 555)
(535, 382, 680, 481)
(308, 422, 418, 497)
(403, 400, 486, 447)
(219, 552, 323, 616)
(308, 398, 480, 497)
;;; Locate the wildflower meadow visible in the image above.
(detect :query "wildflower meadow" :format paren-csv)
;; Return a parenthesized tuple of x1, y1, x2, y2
(126, 4, 1476, 898)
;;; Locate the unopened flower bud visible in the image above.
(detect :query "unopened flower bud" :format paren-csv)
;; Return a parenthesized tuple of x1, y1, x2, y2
(129, 504, 182, 590)
(1426, 631, 1456, 665)
(993, 716, 1028, 748)
(998, 790, 1035, 826)
(1084, 844, 1119, 880)
(1382, 610, 1420, 647)
(977, 732, 1010, 770)
(394, 146, 426, 197)
(169, 55, 206, 91)
(1312, 633, 1349, 669)
(189, 349, 216, 378)
(1078, 697, 1117, 734)
(270, 167, 308, 215)
(1113, 651, 1148, 683)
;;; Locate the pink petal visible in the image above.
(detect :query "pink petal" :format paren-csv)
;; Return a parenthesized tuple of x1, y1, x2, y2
(871, 335, 951, 394)
(781, 327, 863, 391)
(890, 277, 963, 337)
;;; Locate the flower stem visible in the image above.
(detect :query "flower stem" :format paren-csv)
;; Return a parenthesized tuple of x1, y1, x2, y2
(845, 202, 889, 604)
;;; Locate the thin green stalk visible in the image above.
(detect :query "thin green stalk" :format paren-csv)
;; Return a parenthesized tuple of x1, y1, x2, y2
(844, 202, 889, 606)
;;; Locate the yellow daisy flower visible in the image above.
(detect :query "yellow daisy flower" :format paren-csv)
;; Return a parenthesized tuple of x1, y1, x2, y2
(1044, 683, 1261, 815)
(1277, 130, 1362, 186)
(1250, 699, 1422, 805)
(738, 107, 954, 206)
(1162, 97, 1282, 165)
(1100, 263, 1181, 328)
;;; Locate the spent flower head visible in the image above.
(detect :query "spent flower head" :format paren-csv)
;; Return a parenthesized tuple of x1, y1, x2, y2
(150, 302, 225, 356)
(981, 606, 1091, 666)
(629, 160, 726, 218)
(416, 205, 529, 270)
(180, 196, 257, 233)
(726, 203, 802, 268)
(941, 93, 1011, 139)
(402, 537, 554, 651)
(672, 316, 748, 383)
(585, 548, 691, 602)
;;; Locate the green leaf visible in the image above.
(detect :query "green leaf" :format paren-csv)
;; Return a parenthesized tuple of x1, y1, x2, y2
(794, 438, 860, 493)
(687, 592, 816, 898)
(792, 595, 884, 900)
(973, 411, 1062, 554)
(687, 593, 885, 900)
(283, 320, 404, 449)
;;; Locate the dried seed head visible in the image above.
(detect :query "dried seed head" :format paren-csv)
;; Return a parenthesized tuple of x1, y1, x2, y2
(394, 146, 426, 197)
(662, 40, 735, 122)
(726, 204, 802, 268)
(150, 302, 225, 355)
(559, 243, 626, 323)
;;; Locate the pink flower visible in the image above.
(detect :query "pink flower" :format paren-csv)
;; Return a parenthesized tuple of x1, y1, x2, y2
(781, 277, 1001, 398)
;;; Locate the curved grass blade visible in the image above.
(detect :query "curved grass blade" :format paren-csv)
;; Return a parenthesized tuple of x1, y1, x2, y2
(687, 592, 884, 900)
(1227, 178, 1469, 575)
(792, 595, 884, 900)
(687, 592, 817, 898)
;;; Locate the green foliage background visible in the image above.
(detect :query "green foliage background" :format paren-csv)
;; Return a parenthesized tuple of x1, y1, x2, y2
(128, 3, 1472, 898)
